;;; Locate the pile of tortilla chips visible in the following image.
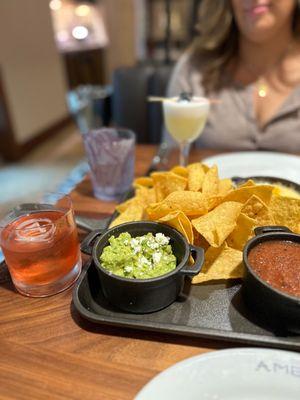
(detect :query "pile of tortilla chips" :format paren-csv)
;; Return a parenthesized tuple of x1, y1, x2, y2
(110, 163, 300, 284)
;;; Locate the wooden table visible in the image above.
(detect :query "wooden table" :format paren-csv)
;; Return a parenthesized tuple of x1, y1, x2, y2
(0, 145, 234, 400)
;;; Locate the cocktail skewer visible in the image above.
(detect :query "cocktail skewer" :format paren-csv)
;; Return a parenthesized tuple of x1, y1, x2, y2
(147, 96, 221, 104)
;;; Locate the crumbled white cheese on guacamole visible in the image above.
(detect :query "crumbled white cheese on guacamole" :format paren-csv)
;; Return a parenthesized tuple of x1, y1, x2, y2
(155, 233, 169, 245)
(152, 251, 162, 264)
(99, 232, 177, 279)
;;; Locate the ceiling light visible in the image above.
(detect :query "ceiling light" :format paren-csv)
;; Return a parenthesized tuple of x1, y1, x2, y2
(75, 5, 91, 17)
(72, 26, 89, 40)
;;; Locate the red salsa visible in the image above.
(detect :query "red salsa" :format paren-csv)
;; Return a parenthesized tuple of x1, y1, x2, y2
(248, 240, 300, 297)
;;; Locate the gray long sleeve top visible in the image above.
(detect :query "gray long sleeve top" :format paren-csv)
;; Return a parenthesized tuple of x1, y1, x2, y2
(165, 51, 300, 152)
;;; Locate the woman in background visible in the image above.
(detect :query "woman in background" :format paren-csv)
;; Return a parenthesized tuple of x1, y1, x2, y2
(166, 0, 300, 152)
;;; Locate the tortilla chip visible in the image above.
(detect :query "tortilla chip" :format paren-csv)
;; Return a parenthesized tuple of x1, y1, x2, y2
(187, 163, 205, 191)
(151, 172, 187, 202)
(146, 202, 170, 220)
(171, 165, 188, 178)
(193, 229, 210, 251)
(158, 211, 194, 244)
(202, 163, 210, 173)
(192, 201, 243, 247)
(242, 195, 275, 226)
(269, 194, 300, 233)
(206, 195, 224, 211)
(116, 197, 137, 214)
(110, 203, 144, 228)
(238, 179, 256, 188)
(223, 184, 274, 206)
(192, 243, 243, 283)
(136, 186, 156, 204)
(202, 165, 219, 197)
(226, 213, 256, 251)
(218, 178, 233, 197)
(153, 190, 210, 217)
(117, 186, 156, 214)
(133, 177, 153, 188)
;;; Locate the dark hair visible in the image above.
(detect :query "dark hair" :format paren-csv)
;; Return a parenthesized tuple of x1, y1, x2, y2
(190, 0, 300, 94)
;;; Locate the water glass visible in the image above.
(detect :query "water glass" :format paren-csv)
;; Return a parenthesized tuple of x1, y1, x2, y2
(0, 193, 82, 297)
(83, 128, 135, 200)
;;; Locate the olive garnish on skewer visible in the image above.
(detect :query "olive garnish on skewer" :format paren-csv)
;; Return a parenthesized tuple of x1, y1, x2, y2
(178, 92, 193, 102)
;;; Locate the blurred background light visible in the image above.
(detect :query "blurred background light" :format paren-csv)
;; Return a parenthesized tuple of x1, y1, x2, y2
(49, 0, 62, 11)
(75, 5, 91, 17)
(72, 25, 89, 40)
(56, 30, 69, 43)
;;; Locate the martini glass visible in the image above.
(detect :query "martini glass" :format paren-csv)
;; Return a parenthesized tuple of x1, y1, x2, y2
(163, 94, 210, 166)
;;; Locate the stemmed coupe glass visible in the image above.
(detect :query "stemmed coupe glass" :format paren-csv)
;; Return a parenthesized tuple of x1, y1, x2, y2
(162, 93, 210, 166)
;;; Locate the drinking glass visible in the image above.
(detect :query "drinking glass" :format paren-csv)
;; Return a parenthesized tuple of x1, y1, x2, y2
(163, 96, 210, 166)
(0, 193, 82, 297)
(82, 127, 135, 201)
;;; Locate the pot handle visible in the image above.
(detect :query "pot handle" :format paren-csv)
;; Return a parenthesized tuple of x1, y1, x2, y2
(81, 229, 105, 255)
(254, 226, 291, 236)
(180, 245, 205, 277)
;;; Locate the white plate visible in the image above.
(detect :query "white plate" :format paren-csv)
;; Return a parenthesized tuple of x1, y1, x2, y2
(202, 151, 300, 184)
(135, 348, 300, 400)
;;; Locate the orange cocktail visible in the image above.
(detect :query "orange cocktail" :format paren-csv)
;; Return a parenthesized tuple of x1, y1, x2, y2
(0, 194, 81, 297)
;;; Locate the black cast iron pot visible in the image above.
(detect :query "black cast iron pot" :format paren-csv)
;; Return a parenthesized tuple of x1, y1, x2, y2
(81, 221, 205, 313)
(243, 226, 300, 333)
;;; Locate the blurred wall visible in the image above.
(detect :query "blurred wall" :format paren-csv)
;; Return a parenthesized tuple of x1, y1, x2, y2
(0, 0, 68, 144)
(101, 0, 137, 81)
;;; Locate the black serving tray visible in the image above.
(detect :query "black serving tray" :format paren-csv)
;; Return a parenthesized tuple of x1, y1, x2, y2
(73, 175, 300, 351)
(72, 259, 300, 351)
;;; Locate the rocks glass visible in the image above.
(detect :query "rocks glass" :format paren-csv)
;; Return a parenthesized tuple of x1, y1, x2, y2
(0, 193, 82, 297)
(83, 128, 135, 201)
